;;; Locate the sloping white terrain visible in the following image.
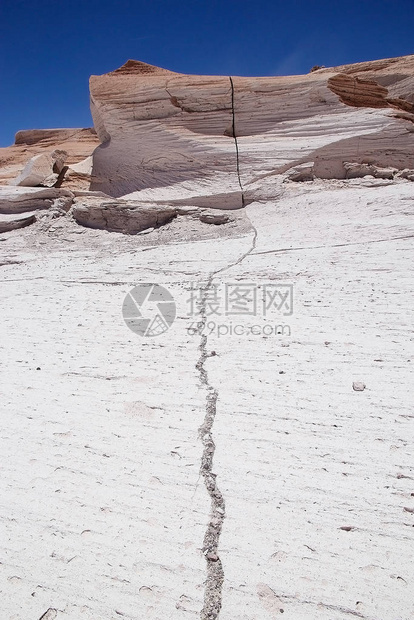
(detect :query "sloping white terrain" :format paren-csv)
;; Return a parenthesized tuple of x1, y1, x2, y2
(0, 56, 414, 620)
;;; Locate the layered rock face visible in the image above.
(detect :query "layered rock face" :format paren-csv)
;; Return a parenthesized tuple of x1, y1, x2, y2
(89, 61, 245, 207)
(89, 55, 414, 206)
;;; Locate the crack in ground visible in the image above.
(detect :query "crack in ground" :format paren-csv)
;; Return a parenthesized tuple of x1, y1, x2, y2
(197, 217, 257, 619)
(252, 233, 414, 255)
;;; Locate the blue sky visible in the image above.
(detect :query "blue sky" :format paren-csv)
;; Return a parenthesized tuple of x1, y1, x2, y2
(1, 0, 413, 146)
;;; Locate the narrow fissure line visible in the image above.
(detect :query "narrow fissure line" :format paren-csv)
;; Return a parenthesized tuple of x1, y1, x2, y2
(252, 232, 414, 255)
(197, 222, 258, 619)
(197, 275, 225, 620)
(229, 76, 245, 206)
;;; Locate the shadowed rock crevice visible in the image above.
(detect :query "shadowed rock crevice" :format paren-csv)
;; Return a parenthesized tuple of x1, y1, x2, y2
(229, 76, 245, 207)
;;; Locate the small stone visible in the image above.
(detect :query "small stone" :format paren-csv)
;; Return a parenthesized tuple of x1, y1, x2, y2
(352, 382, 366, 391)
(198, 212, 230, 225)
(206, 552, 219, 562)
(340, 526, 355, 531)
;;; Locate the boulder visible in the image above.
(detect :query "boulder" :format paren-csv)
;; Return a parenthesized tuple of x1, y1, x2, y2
(56, 155, 93, 191)
(0, 186, 73, 213)
(72, 198, 177, 233)
(198, 211, 231, 225)
(11, 149, 68, 187)
(344, 162, 397, 180)
(396, 168, 414, 181)
(284, 162, 315, 182)
(0, 213, 36, 233)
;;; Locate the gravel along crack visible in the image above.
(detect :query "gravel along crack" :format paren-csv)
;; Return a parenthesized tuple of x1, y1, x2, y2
(196, 222, 257, 619)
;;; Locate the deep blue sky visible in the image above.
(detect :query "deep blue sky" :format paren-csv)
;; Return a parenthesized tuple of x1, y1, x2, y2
(1, 0, 413, 146)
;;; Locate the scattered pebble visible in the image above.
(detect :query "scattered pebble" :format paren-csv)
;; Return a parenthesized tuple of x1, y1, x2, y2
(353, 381, 366, 391)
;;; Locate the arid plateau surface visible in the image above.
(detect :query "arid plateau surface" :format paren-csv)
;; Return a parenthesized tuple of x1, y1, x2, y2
(0, 55, 414, 620)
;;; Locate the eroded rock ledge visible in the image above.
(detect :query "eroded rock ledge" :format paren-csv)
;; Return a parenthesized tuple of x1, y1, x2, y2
(72, 197, 233, 233)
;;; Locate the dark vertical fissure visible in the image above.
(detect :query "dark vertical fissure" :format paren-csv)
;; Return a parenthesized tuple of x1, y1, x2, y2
(229, 76, 245, 207)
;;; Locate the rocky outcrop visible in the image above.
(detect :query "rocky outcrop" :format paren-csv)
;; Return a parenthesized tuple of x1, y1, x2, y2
(72, 196, 234, 233)
(343, 162, 396, 179)
(72, 198, 178, 233)
(327, 73, 414, 113)
(12, 149, 67, 187)
(0, 213, 36, 232)
(0, 128, 99, 187)
(0, 186, 73, 214)
(88, 55, 414, 204)
(1, 54, 413, 231)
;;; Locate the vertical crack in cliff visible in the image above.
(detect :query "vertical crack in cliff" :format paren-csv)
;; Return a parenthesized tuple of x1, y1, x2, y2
(197, 222, 258, 619)
(229, 76, 245, 207)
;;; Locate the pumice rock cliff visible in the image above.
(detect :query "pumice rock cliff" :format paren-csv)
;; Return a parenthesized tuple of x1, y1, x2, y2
(88, 55, 414, 207)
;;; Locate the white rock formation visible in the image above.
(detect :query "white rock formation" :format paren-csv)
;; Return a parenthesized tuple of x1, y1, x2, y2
(89, 56, 414, 208)
(0, 54, 413, 620)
